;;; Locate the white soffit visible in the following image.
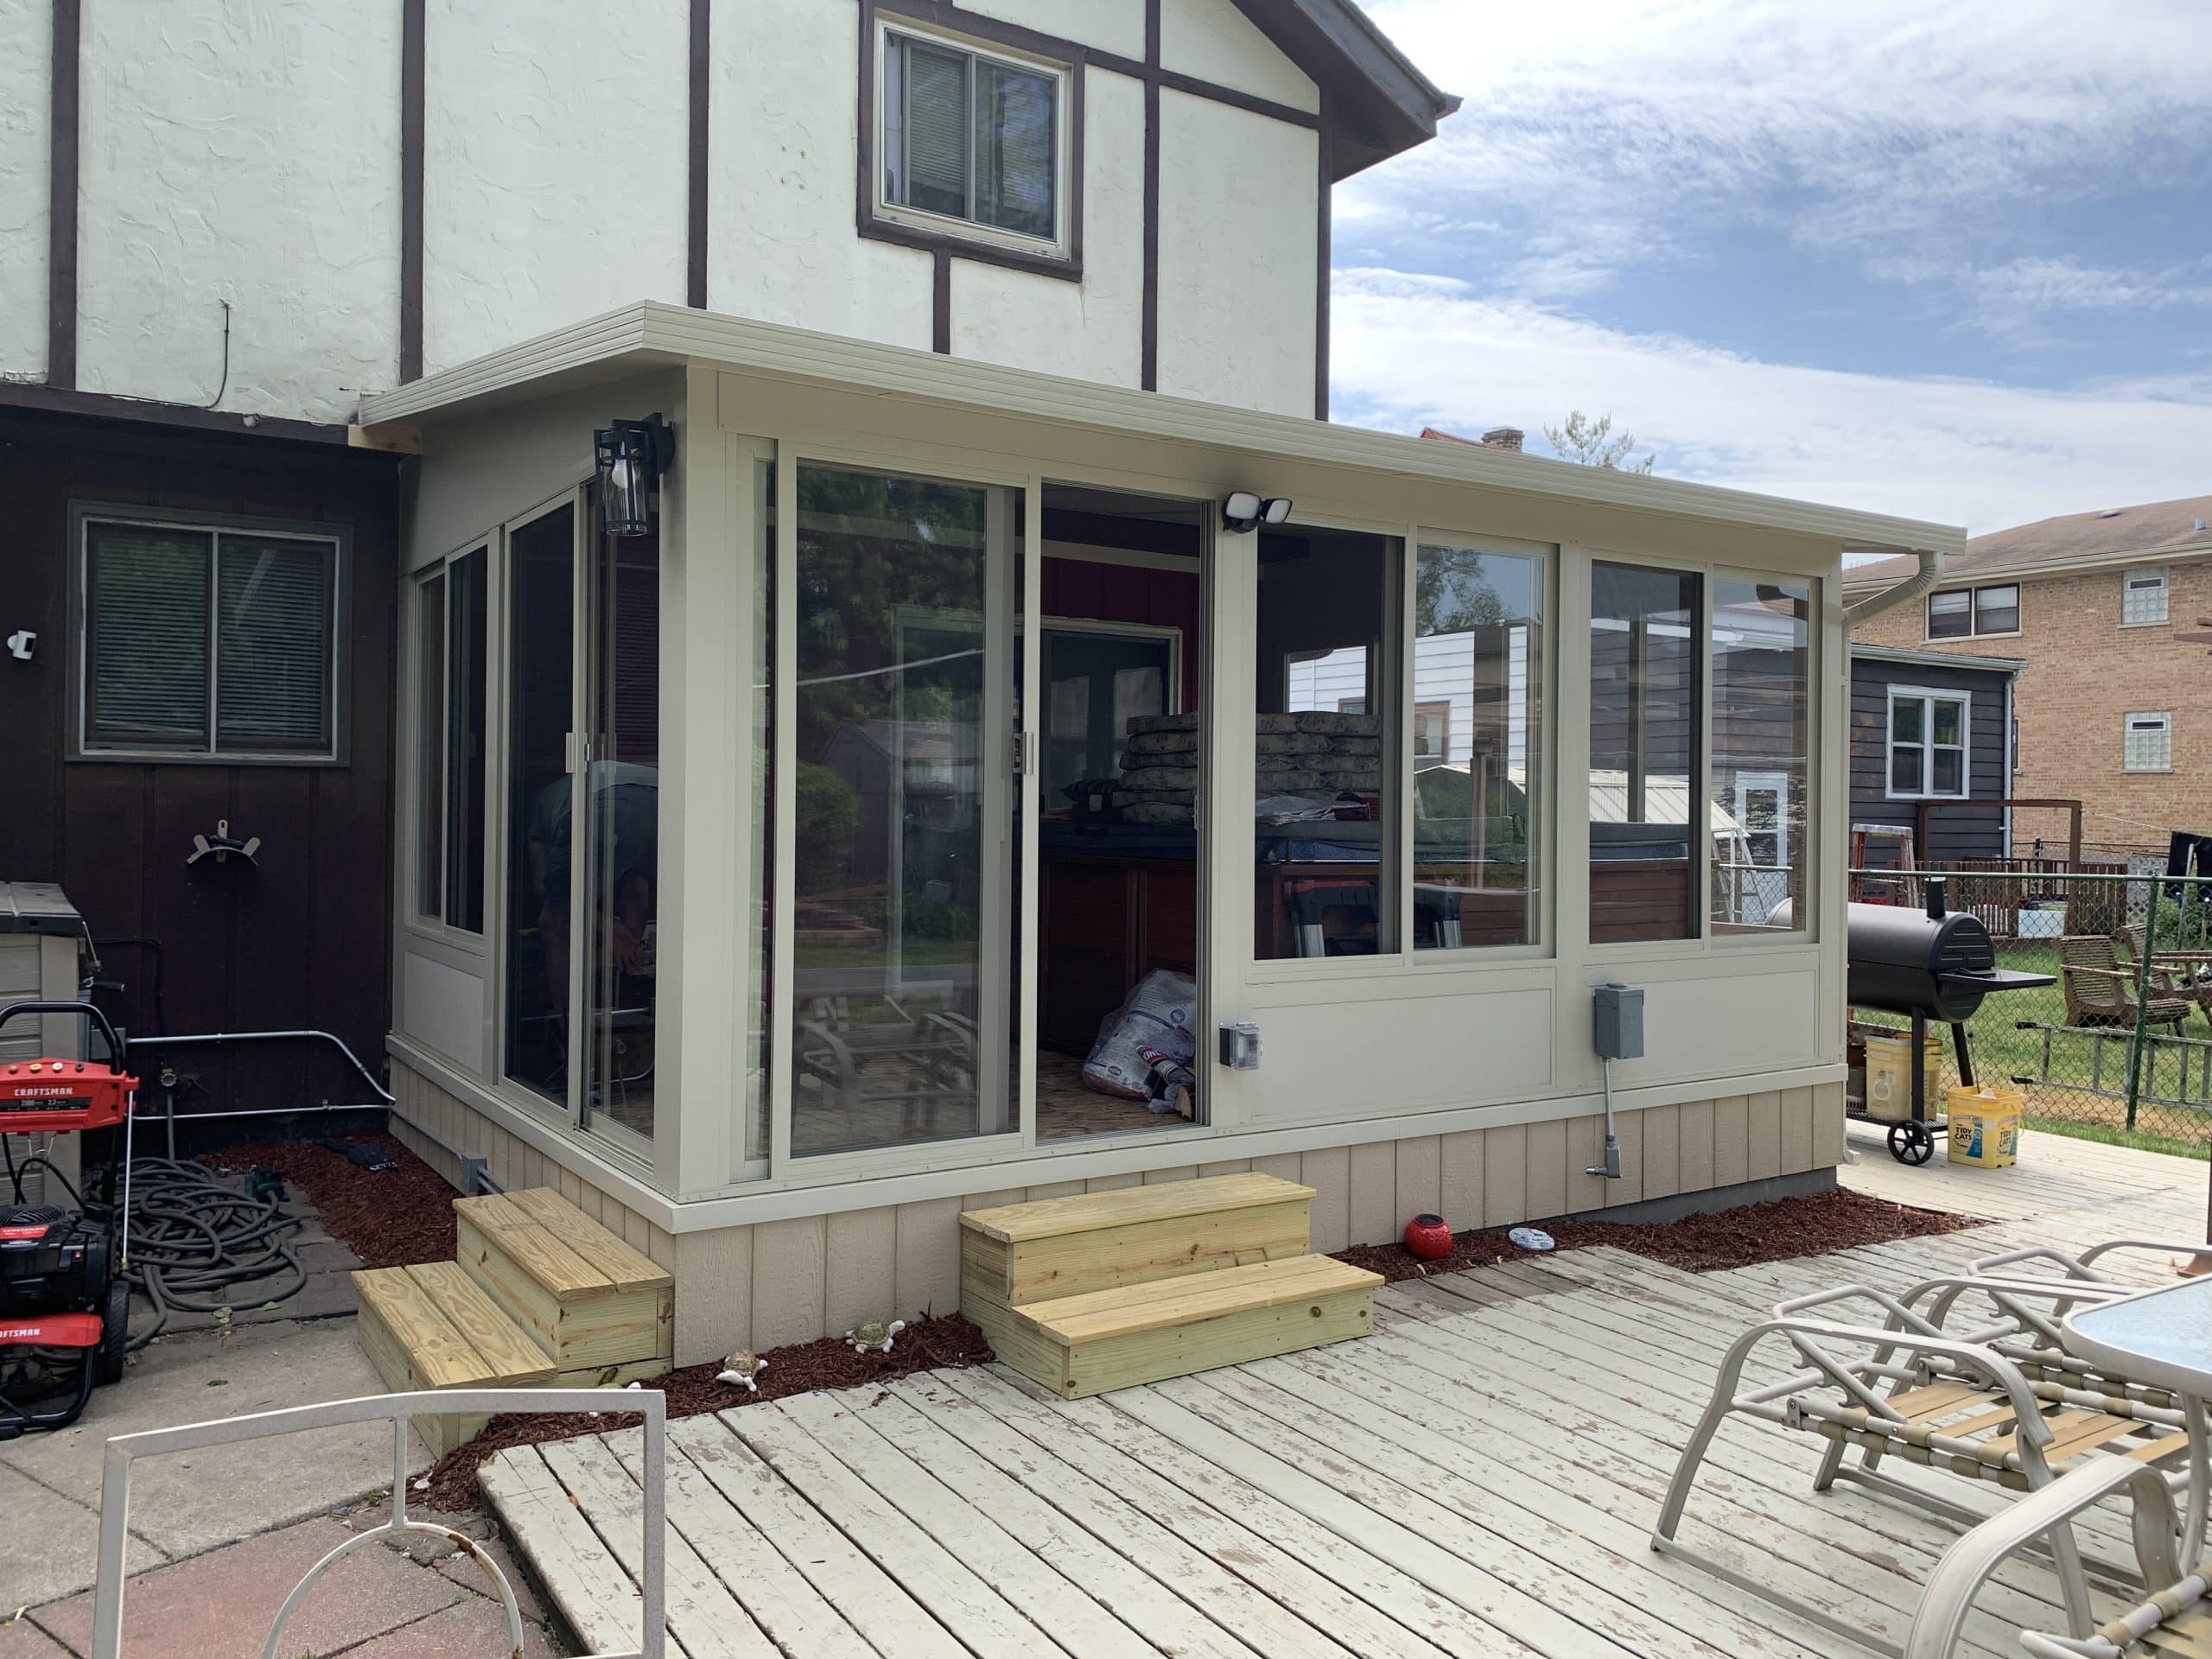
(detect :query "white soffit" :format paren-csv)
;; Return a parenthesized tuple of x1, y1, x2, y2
(358, 301, 1964, 558)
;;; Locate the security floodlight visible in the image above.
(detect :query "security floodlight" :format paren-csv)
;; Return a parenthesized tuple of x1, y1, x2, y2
(1221, 492, 1263, 532)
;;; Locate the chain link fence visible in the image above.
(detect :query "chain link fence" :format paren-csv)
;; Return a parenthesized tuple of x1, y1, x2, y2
(1847, 867, 2212, 1157)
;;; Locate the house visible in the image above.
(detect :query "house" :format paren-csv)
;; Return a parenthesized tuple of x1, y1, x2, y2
(3, 0, 1960, 1363)
(1846, 645, 2024, 867)
(1847, 495, 2212, 857)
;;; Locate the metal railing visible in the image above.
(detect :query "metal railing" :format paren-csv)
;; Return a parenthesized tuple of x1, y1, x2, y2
(93, 1388, 666, 1659)
(1848, 867, 2212, 1152)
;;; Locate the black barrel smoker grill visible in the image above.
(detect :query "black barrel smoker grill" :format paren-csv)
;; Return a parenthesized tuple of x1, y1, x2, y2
(1842, 879, 2054, 1163)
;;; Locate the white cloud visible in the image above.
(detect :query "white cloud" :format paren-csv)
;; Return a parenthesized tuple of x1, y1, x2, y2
(1329, 268, 2212, 535)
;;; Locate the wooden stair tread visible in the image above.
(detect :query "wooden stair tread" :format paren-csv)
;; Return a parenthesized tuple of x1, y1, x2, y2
(961, 1173, 1316, 1244)
(1018, 1255, 1381, 1343)
(503, 1187, 671, 1292)
(454, 1189, 671, 1300)
(353, 1262, 554, 1389)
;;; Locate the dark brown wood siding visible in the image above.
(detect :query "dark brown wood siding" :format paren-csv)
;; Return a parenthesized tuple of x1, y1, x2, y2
(0, 411, 402, 1116)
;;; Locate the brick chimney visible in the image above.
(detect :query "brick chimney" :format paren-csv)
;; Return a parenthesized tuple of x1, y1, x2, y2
(1480, 426, 1525, 452)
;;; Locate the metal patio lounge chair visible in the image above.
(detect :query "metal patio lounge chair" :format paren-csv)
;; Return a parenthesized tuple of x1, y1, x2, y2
(2060, 936, 2193, 1032)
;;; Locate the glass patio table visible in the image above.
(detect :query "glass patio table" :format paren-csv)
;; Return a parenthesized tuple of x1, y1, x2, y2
(2063, 1275, 2212, 1554)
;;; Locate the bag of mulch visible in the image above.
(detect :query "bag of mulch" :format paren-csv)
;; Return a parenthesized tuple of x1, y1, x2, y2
(1083, 969, 1198, 1099)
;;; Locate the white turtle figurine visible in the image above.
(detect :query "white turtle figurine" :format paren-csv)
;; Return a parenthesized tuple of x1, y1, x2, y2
(846, 1318, 906, 1355)
(716, 1350, 766, 1392)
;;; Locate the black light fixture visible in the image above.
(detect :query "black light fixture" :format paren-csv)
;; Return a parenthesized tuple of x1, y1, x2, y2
(593, 413, 676, 537)
(1220, 492, 1293, 533)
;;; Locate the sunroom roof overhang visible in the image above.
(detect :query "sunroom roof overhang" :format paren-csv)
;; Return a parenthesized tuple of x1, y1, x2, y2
(357, 302, 1963, 563)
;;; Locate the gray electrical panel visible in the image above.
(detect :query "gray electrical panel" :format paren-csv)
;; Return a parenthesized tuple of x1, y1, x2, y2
(1592, 982, 1644, 1060)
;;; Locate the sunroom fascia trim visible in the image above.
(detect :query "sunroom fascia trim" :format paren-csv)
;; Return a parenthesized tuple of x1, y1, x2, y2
(358, 301, 1963, 558)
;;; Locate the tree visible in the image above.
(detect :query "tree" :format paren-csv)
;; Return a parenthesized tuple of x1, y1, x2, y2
(1543, 410, 1655, 474)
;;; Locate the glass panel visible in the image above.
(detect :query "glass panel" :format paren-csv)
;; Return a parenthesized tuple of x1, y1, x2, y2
(791, 463, 998, 1155)
(746, 462, 775, 1171)
(1931, 747, 1963, 796)
(1891, 696, 1923, 745)
(1256, 531, 1397, 959)
(975, 57, 1055, 238)
(1589, 562, 1700, 943)
(1891, 744, 1923, 793)
(445, 548, 490, 933)
(215, 536, 333, 749)
(896, 36, 970, 220)
(1039, 627, 1173, 802)
(1974, 585, 2018, 633)
(86, 523, 212, 747)
(582, 512, 662, 1145)
(1710, 578, 1808, 931)
(1412, 542, 1542, 950)
(2124, 570, 2168, 626)
(1927, 590, 1970, 638)
(414, 572, 447, 918)
(1930, 697, 1962, 747)
(504, 505, 576, 1108)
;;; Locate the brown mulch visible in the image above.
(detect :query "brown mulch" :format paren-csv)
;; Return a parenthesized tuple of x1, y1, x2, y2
(204, 1133, 458, 1270)
(416, 1310, 995, 1512)
(1335, 1185, 1980, 1283)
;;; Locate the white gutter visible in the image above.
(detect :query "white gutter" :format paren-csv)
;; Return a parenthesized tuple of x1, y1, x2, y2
(1843, 548, 1944, 629)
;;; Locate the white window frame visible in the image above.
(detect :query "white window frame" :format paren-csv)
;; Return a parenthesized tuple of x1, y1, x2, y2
(1924, 582, 2019, 641)
(407, 542, 492, 936)
(2123, 711, 2173, 773)
(873, 17, 1074, 262)
(1885, 685, 1971, 800)
(2122, 567, 2170, 627)
(68, 503, 349, 765)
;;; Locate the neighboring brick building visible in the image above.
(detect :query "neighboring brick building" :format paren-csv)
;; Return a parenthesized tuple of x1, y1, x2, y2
(1847, 494, 2212, 858)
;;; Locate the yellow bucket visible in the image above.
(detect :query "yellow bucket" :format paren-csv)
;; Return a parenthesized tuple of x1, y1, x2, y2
(1946, 1085, 2023, 1167)
(1863, 1030, 1946, 1122)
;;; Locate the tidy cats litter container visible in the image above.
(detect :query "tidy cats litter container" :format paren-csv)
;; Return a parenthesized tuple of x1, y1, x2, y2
(1863, 1030, 1946, 1122)
(1946, 1084, 2024, 1167)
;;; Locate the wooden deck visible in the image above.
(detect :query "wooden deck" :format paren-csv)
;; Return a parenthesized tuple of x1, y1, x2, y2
(483, 1127, 2210, 1659)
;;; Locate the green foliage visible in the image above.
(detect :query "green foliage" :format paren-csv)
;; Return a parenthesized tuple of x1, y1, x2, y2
(1543, 410, 1656, 474)
(2152, 887, 2212, 951)
(1414, 545, 1508, 637)
(795, 761, 858, 850)
(900, 890, 976, 941)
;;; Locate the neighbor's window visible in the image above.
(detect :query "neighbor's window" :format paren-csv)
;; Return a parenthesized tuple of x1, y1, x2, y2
(1889, 689, 1969, 798)
(80, 515, 340, 760)
(2122, 568, 2169, 626)
(1927, 583, 2018, 639)
(880, 26, 1063, 247)
(412, 547, 489, 931)
(1412, 542, 1544, 950)
(1589, 563, 1700, 943)
(1710, 579, 1809, 932)
(2124, 712, 2172, 772)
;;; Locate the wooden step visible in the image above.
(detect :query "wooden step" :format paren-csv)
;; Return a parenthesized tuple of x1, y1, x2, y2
(353, 1261, 555, 1457)
(960, 1173, 1316, 1310)
(965, 1252, 1381, 1399)
(453, 1188, 674, 1372)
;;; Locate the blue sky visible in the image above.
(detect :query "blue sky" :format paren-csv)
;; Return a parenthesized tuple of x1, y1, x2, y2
(1331, 0, 2212, 535)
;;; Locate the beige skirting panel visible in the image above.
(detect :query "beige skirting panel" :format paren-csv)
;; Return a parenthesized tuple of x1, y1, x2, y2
(389, 1058, 1844, 1366)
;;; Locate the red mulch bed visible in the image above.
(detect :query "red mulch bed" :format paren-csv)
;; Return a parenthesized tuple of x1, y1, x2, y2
(1335, 1186, 1979, 1283)
(205, 1134, 457, 1270)
(417, 1311, 994, 1512)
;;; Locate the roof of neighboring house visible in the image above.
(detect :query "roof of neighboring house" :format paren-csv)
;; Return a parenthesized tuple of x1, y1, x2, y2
(1257, 0, 1462, 178)
(1850, 644, 2027, 678)
(1847, 493, 2212, 589)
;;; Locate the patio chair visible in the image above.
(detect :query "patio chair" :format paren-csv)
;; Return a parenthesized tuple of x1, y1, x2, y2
(2114, 922, 2212, 1028)
(1653, 1286, 2192, 1653)
(1943, 1240, 2212, 1406)
(2058, 935, 2193, 1032)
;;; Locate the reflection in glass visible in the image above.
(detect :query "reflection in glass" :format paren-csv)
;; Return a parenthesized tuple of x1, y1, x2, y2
(505, 505, 575, 1106)
(1589, 562, 1700, 943)
(791, 464, 1002, 1155)
(746, 464, 775, 1170)
(414, 572, 446, 918)
(1413, 544, 1543, 948)
(444, 549, 489, 933)
(1711, 578, 1808, 931)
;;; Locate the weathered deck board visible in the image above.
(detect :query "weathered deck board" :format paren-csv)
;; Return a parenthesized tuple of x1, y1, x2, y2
(486, 1127, 2209, 1659)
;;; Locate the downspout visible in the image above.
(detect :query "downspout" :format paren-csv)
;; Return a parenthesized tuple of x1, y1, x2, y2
(1842, 547, 1945, 630)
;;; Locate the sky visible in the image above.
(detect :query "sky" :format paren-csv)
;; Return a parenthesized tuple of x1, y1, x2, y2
(1330, 0, 2212, 537)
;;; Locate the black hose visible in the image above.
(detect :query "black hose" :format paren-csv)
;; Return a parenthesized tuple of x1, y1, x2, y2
(84, 1158, 310, 1351)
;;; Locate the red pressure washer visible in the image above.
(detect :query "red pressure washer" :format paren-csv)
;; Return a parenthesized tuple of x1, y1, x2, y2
(0, 1001, 137, 1437)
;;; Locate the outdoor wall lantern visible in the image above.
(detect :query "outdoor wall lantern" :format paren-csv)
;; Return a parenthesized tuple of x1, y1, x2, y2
(593, 413, 676, 537)
(1220, 492, 1292, 533)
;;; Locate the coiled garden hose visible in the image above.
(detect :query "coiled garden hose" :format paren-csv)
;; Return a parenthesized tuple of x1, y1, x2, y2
(91, 1157, 309, 1351)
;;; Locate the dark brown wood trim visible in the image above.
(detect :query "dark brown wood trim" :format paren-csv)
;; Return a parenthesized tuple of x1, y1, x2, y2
(687, 0, 710, 308)
(1154, 66, 1319, 129)
(47, 0, 80, 388)
(1314, 96, 1331, 422)
(1141, 0, 1160, 393)
(399, 0, 425, 383)
(0, 381, 369, 448)
(877, 0, 1138, 76)
(932, 250, 951, 353)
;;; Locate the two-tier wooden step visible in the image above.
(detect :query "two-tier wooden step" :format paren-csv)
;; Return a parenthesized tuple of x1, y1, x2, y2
(352, 1186, 674, 1454)
(959, 1173, 1380, 1399)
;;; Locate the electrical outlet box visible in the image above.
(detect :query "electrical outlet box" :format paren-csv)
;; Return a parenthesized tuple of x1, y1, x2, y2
(1218, 1021, 1262, 1071)
(1592, 982, 1644, 1061)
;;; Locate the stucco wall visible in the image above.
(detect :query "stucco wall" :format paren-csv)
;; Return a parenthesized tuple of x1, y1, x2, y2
(423, 0, 689, 377)
(0, 0, 48, 381)
(964, 0, 1146, 60)
(75, 0, 402, 423)
(1161, 0, 1319, 111)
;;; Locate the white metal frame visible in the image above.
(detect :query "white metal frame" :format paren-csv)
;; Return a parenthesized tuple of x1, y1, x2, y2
(1709, 567, 1815, 941)
(1885, 683, 1972, 802)
(92, 1387, 666, 1659)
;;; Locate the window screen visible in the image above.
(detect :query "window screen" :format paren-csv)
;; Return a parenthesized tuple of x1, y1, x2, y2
(1926, 589, 1970, 639)
(1974, 584, 2018, 635)
(86, 523, 213, 747)
(883, 29, 1059, 244)
(216, 537, 334, 750)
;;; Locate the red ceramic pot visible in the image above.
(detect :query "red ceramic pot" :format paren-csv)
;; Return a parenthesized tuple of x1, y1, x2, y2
(1403, 1213, 1454, 1261)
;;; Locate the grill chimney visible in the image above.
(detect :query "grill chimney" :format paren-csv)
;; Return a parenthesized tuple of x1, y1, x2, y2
(1480, 426, 1525, 452)
(1924, 876, 1948, 921)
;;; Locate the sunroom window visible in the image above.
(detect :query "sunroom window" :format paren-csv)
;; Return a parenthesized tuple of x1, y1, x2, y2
(1588, 563, 1700, 943)
(1710, 579, 1808, 931)
(881, 28, 1062, 246)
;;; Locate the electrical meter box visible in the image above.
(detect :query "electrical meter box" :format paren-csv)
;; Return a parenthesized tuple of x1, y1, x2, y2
(1592, 983, 1644, 1061)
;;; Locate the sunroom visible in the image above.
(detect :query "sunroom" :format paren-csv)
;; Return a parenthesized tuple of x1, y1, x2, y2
(359, 302, 1959, 1363)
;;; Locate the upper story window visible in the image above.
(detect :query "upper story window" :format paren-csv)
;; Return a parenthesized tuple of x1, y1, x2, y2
(1927, 583, 2018, 639)
(2122, 567, 2169, 626)
(2124, 712, 2172, 773)
(878, 24, 1068, 257)
(76, 511, 344, 762)
(1888, 687, 1968, 799)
